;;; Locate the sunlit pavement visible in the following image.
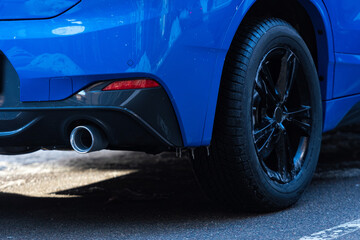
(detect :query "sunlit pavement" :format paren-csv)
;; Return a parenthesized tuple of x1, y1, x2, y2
(0, 126, 359, 239)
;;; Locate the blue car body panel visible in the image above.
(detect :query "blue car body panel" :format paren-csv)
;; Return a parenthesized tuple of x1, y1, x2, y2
(0, 0, 242, 147)
(0, 0, 360, 148)
(322, 0, 360, 54)
(322, 1, 360, 98)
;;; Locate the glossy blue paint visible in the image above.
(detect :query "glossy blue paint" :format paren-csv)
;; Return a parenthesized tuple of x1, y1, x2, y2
(0, 0, 360, 146)
(321, 1, 360, 99)
(0, 0, 80, 20)
(298, 0, 334, 101)
(1, 0, 240, 147)
(333, 53, 360, 98)
(323, 94, 360, 132)
(50, 77, 72, 101)
(322, 0, 360, 54)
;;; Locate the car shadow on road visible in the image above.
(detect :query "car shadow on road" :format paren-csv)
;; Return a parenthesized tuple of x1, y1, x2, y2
(0, 125, 359, 228)
(0, 152, 253, 226)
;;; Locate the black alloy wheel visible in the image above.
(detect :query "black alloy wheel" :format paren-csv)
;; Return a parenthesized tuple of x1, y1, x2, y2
(192, 18, 322, 211)
(253, 47, 312, 185)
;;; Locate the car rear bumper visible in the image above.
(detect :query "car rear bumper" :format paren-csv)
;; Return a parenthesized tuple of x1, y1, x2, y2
(0, 75, 183, 153)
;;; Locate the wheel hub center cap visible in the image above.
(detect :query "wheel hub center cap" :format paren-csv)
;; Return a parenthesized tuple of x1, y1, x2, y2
(274, 107, 283, 123)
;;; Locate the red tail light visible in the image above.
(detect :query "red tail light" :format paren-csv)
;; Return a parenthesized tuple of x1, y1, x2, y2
(102, 79, 160, 91)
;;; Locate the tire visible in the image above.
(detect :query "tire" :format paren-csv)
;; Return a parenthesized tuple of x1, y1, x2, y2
(193, 18, 322, 211)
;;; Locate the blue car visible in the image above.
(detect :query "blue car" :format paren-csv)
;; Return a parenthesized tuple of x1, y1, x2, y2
(0, 0, 359, 211)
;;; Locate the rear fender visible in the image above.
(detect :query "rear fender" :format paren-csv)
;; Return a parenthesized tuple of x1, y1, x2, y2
(201, 0, 335, 145)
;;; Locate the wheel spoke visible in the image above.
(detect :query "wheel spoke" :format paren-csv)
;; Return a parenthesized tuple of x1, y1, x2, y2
(258, 125, 278, 158)
(284, 54, 297, 103)
(276, 50, 296, 102)
(275, 130, 292, 183)
(254, 79, 267, 101)
(254, 119, 276, 144)
(285, 105, 311, 123)
(284, 131, 296, 177)
(258, 129, 275, 158)
(285, 105, 311, 116)
(288, 119, 311, 137)
(260, 62, 273, 83)
(259, 62, 279, 103)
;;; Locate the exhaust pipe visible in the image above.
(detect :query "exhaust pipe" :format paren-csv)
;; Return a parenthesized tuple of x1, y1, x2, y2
(70, 125, 108, 153)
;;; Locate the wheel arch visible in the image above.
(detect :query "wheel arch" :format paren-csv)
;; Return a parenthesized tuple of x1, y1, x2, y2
(201, 0, 335, 145)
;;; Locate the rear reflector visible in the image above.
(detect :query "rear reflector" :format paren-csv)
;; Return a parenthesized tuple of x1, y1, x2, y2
(102, 79, 160, 91)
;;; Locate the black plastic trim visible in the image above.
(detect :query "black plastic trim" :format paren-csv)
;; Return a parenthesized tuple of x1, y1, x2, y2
(0, 53, 183, 153)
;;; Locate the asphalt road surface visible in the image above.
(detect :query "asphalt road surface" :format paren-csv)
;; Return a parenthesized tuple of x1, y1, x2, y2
(0, 126, 359, 239)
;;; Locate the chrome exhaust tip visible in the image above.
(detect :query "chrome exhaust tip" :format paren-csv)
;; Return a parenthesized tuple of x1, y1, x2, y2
(70, 125, 108, 153)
